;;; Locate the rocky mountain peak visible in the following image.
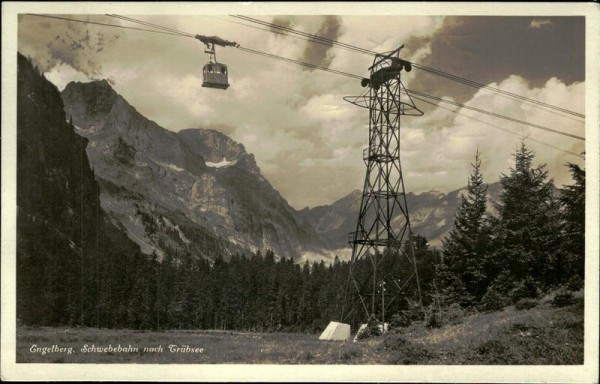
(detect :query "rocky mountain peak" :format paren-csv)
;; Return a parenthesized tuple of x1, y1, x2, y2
(177, 128, 243, 162)
(62, 80, 118, 121)
(59, 79, 321, 260)
(177, 128, 260, 175)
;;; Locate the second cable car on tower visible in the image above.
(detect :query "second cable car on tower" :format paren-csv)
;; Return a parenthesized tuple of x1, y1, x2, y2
(196, 34, 239, 90)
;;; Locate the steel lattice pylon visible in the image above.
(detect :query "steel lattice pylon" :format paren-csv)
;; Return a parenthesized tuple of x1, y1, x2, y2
(341, 46, 424, 327)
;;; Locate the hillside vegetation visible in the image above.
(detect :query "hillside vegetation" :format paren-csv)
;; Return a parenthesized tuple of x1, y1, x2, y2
(17, 289, 583, 364)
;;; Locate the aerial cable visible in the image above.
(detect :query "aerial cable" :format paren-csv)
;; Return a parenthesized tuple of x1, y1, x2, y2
(25, 13, 585, 143)
(404, 89, 584, 141)
(410, 63, 585, 121)
(106, 14, 195, 37)
(412, 95, 584, 159)
(31, 13, 584, 122)
(26, 14, 189, 37)
(237, 46, 363, 79)
(231, 15, 372, 56)
(230, 15, 585, 119)
(211, 15, 320, 42)
(107, 15, 240, 53)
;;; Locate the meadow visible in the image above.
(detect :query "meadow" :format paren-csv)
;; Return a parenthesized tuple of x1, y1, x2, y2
(16, 291, 583, 364)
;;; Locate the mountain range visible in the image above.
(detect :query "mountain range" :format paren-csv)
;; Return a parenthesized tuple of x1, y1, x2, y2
(298, 183, 501, 261)
(61, 79, 324, 261)
(58, 76, 499, 262)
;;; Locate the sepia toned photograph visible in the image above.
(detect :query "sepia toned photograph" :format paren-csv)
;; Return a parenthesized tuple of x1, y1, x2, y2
(2, 2, 598, 382)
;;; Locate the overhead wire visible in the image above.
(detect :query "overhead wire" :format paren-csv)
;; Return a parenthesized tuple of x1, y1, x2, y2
(237, 46, 363, 79)
(230, 14, 585, 120)
(409, 63, 586, 122)
(411, 95, 584, 159)
(26, 14, 189, 37)
(106, 14, 195, 37)
(25, 13, 585, 148)
(403, 89, 584, 141)
(231, 15, 373, 56)
(105, 15, 364, 80)
(211, 15, 310, 41)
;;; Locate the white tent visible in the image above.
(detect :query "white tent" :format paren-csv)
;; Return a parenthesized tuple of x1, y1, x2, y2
(319, 321, 351, 341)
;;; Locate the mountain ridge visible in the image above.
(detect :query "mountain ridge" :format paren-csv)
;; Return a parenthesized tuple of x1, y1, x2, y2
(300, 182, 503, 251)
(61, 79, 322, 261)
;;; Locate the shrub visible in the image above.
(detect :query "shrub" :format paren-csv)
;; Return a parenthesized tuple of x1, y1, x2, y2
(515, 298, 538, 310)
(425, 302, 465, 328)
(425, 305, 442, 329)
(480, 287, 511, 312)
(356, 315, 381, 340)
(390, 308, 423, 328)
(480, 271, 514, 311)
(383, 334, 434, 364)
(340, 348, 361, 362)
(509, 277, 539, 304)
(551, 290, 574, 308)
(389, 312, 411, 328)
(445, 302, 467, 323)
(367, 315, 381, 336)
(475, 339, 508, 361)
(301, 351, 313, 362)
(566, 275, 584, 291)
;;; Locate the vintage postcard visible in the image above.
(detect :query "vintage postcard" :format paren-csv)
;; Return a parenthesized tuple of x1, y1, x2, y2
(2, 2, 598, 382)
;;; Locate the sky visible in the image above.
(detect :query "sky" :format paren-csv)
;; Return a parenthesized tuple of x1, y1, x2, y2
(17, 11, 587, 210)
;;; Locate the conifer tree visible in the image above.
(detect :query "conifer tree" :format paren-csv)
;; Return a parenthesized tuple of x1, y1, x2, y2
(441, 150, 490, 301)
(559, 163, 585, 286)
(487, 142, 561, 297)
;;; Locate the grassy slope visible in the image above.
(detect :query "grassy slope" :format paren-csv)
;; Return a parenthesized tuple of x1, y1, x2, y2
(384, 291, 584, 364)
(16, 292, 583, 364)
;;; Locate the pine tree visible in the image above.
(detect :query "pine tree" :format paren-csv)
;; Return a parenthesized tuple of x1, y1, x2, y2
(559, 163, 585, 287)
(441, 150, 490, 301)
(487, 142, 561, 298)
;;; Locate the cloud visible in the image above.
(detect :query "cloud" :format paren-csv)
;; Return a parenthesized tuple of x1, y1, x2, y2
(530, 19, 553, 29)
(44, 62, 92, 90)
(401, 75, 585, 196)
(18, 14, 121, 78)
(18, 15, 584, 209)
(406, 16, 584, 104)
(270, 16, 293, 32)
(301, 16, 343, 71)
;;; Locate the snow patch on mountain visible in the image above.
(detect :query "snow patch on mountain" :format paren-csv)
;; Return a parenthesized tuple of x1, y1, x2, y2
(154, 160, 185, 173)
(206, 157, 238, 168)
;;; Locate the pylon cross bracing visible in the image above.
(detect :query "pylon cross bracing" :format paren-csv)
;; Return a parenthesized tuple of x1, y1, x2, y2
(342, 45, 424, 326)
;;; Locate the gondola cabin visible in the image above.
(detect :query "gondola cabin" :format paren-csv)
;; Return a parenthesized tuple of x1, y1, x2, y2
(202, 62, 229, 90)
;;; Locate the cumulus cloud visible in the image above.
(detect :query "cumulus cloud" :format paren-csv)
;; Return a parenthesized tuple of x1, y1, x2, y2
(18, 14, 120, 78)
(301, 15, 343, 71)
(18, 14, 585, 209)
(407, 16, 584, 104)
(270, 16, 293, 32)
(400, 75, 585, 195)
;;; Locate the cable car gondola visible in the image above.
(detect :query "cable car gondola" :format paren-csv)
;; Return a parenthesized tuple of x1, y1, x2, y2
(203, 61, 229, 90)
(195, 34, 239, 90)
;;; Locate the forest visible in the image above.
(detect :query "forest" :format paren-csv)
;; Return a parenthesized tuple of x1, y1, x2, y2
(17, 138, 585, 332)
